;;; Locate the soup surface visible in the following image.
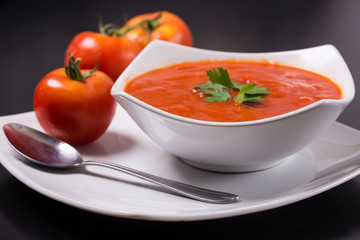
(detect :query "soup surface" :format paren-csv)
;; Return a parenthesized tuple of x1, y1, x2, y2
(124, 60, 342, 122)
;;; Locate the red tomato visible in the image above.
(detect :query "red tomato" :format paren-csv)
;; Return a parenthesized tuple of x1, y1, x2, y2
(65, 32, 143, 81)
(34, 58, 116, 145)
(121, 11, 193, 47)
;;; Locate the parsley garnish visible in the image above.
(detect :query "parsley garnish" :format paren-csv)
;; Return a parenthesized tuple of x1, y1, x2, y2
(194, 67, 271, 104)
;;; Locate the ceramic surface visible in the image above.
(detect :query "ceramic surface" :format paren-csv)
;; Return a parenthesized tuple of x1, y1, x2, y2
(1, 110, 360, 221)
(111, 41, 355, 172)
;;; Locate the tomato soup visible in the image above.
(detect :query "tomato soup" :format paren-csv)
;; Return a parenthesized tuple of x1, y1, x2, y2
(124, 61, 342, 122)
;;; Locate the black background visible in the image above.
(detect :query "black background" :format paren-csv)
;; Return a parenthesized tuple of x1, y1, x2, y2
(1, 0, 360, 239)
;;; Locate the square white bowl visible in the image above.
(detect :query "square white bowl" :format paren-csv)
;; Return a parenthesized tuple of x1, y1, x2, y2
(111, 40, 354, 172)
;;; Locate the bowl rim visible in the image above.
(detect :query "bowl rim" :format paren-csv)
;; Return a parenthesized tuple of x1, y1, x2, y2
(112, 40, 355, 127)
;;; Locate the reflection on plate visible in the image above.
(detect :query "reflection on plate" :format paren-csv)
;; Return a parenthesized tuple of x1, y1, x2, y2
(1, 107, 360, 221)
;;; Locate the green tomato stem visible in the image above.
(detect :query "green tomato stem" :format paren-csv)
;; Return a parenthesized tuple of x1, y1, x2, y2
(98, 13, 162, 37)
(65, 53, 98, 82)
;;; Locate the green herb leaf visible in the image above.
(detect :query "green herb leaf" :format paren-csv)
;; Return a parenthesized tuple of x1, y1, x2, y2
(242, 95, 266, 103)
(235, 83, 257, 103)
(197, 82, 231, 102)
(234, 91, 245, 103)
(206, 67, 237, 88)
(246, 87, 272, 95)
(194, 67, 271, 104)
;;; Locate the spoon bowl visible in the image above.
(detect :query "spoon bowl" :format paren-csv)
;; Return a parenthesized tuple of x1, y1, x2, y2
(3, 123, 239, 204)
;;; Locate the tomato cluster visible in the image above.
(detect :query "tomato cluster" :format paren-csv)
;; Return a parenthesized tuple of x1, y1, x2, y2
(65, 11, 193, 81)
(34, 11, 193, 144)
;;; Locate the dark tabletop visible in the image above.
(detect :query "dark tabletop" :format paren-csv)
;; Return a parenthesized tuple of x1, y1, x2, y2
(1, 0, 360, 239)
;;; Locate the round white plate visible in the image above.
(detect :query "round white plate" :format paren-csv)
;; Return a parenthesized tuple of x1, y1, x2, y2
(1, 107, 360, 221)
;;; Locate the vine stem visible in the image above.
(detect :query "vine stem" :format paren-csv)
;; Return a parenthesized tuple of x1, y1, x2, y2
(65, 53, 99, 82)
(98, 12, 162, 37)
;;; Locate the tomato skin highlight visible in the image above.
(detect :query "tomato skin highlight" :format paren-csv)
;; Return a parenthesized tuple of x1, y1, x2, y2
(33, 68, 117, 145)
(65, 32, 143, 81)
(122, 11, 193, 47)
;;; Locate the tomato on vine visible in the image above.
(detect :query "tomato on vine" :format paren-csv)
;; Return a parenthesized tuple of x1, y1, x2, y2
(34, 55, 116, 145)
(65, 11, 193, 81)
(65, 31, 142, 81)
(119, 11, 193, 48)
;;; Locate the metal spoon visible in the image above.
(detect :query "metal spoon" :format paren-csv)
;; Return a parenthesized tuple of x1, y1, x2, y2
(2, 123, 239, 204)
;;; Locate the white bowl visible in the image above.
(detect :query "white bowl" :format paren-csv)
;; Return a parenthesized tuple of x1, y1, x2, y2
(111, 40, 355, 172)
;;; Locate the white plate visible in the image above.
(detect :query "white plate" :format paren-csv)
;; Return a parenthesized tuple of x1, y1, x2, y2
(1, 107, 360, 221)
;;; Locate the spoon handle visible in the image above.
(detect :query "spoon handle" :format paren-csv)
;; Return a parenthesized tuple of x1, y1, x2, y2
(82, 160, 239, 204)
